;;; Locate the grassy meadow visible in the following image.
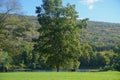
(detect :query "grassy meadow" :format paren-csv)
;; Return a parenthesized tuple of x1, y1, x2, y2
(0, 71, 120, 80)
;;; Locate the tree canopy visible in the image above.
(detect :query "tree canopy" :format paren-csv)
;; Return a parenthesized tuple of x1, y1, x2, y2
(34, 0, 86, 72)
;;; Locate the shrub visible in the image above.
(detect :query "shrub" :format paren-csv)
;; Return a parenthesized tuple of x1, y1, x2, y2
(100, 65, 113, 71)
(113, 55, 120, 71)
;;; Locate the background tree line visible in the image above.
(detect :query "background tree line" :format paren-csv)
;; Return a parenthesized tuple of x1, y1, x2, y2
(0, 0, 120, 72)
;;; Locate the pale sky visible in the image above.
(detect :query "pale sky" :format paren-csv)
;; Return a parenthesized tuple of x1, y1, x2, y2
(20, 0, 120, 23)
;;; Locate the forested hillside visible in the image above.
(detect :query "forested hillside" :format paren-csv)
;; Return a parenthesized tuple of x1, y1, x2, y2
(82, 21, 120, 51)
(1, 13, 120, 72)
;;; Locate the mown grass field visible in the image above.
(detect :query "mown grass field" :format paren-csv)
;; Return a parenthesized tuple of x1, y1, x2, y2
(0, 71, 120, 80)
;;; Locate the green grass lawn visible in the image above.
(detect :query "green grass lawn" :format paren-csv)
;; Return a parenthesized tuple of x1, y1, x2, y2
(0, 71, 120, 80)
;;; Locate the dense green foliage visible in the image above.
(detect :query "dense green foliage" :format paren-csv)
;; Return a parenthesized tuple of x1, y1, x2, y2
(79, 21, 120, 70)
(112, 45, 120, 71)
(0, 9, 40, 71)
(34, 0, 87, 72)
(0, 0, 120, 72)
(0, 13, 120, 71)
(82, 21, 120, 51)
(0, 71, 120, 80)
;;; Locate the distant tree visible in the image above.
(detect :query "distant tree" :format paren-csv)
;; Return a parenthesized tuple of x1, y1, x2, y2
(113, 55, 120, 71)
(0, 0, 21, 19)
(0, 49, 12, 72)
(113, 44, 120, 71)
(19, 42, 33, 68)
(95, 52, 106, 67)
(114, 45, 120, 54)
(79, 43, 94, 68)
(34, 0, 87, 72)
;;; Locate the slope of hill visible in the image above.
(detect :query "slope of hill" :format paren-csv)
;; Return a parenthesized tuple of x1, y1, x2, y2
(82, 21, 120, 51)
(26, 16, 120, 51)
(18, 16, 120, 51)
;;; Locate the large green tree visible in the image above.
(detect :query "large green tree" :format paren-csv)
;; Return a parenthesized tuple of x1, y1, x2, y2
(0, 49, 12, 72)
(34, 0, 87, 72)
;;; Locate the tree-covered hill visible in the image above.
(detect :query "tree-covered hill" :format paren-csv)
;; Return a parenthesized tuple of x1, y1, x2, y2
(82, 21, 120, 51)
(1, 13, 120, 71)
(26, 16, 120, 51)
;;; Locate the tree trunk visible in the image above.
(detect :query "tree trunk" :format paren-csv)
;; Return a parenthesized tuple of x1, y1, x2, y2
(56, 64, 60, 72)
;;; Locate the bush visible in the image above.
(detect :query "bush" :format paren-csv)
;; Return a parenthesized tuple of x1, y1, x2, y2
(113, 55, 120, 71)
(100, 66, 113, 71)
